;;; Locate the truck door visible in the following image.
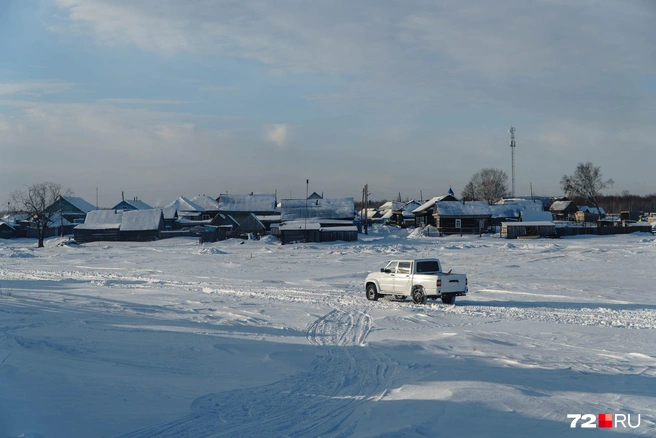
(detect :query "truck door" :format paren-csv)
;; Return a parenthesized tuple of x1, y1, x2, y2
(394, 261, 412, 294)
(379, 261, 397, 293)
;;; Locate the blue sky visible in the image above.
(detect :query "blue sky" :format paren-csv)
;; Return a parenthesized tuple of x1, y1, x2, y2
(1, 0, 655, 208)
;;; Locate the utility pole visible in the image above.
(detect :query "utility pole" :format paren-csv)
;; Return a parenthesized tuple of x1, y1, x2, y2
(363, 184, 369, 235)
(304, 179, 308, 240)
(509, 127, 516, 198)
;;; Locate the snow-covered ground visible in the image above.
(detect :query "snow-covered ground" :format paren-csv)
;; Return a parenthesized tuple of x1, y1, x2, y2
(1, 227, 655, 437)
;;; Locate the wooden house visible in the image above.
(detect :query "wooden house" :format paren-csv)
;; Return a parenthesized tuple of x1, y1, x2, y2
(412, 191, 459, 227)
(190, 195, 221, 220)
(75, 209, 164, 243)
(550, 200, 578, 221)
(164, 197, 206, 221)
(210, 213, 240, 232)
(161, 206, 178, 230)
(75, 210, 123, 242)
(0, 220, 16, 239)
(575, 206, 605, 223)
(217, 193, 277, 223)
(46, 196, 97, 224)
(433, 201, 492, 235)
(392, 200, 422, 227)
(111, 198, 152, 211)
(119, 209, 164, 241)
(237, 213, 267, 235)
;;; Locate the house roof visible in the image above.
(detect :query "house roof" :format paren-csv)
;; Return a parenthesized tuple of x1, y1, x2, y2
(412, 195, 458, 214)
(76, 210, 124, 230)
(164, 196, 205, 212)
(550, 200, 576, 212)
(218, 194, 277, 212)
(435, 201, 492, 216)
(378, 201, 402, 211)
(161, 206, 178, 220)
(280, 197, 355, 221)
(578, 206, 606, 215)
(520, 210, 554, 222)
(489, 201, 544, 219)
(63, 196, 96, 213)
(0, 219, 15, 230)
(120, 209, 163, 231)
(47, 212, 74, 228)
(190, 195, 220, 210)
(111, 199, 153, 210)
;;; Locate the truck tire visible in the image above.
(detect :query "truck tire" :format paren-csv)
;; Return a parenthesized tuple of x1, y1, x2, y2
(411, 286, 426, 304)
(441, 295, 456, 305)
(366, 284, 379, 301)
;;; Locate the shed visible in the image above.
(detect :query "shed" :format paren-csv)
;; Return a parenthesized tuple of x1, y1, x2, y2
(575, 206, 605, 223)
(502, 221, 556, 239)
(550, 200, 578, 221)
(433, 201, 492, 235)
(119, 209, 164, 241)
(75, 210, 123, 243)
(237, 213, 266, 235)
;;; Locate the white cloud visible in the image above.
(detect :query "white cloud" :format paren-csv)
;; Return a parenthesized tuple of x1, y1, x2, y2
(0, 81, 73, 96)
(265, 124, 289, 148)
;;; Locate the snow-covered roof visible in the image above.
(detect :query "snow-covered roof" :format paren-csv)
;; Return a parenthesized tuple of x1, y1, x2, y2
(435, 201, 492, 216)
(0, 219, 15, 230)
(550, 200, 576, 211)
(280, 198, 355, 221)
(76, 210, 123, 230)
(63, 196, 96, 213)
(112, 199, 152, 210)
(412, 194, 458, 214)
(279, 221, 322, 231)
(190, 195, 220, 210)
(320, 226, 358, 232)
(164, 196, 205, 212)
(520, 210, 553, 222)
(161, 206, 178, 220)
(218, 194, 277, 212)
(378, 201, 402, 211)
(120, 209, 163, 231)
(578, 206, 606, 215)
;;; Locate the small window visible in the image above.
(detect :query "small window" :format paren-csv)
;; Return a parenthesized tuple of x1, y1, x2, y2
(416, 261, 440, 273)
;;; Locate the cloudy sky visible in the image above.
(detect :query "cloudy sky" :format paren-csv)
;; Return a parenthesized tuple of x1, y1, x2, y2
(1, 0, 654, 208)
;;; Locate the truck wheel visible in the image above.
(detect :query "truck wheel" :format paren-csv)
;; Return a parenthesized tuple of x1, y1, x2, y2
(411, 286, 426, 304)
(366, 284, 379, 301)
(394, 295, 406, 300)
(441, 295, 456, 305)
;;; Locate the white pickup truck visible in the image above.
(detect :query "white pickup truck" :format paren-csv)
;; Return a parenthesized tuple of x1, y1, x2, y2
(364, 259, 468, 304)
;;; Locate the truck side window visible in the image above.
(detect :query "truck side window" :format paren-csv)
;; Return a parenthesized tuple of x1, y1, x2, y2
(397, 262, 411, 274)
(384, 261, 398, 273)
(416, 261, 440, 273)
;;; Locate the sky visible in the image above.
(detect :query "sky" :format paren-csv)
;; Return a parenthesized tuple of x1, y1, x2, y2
(1, 0, 655, 209)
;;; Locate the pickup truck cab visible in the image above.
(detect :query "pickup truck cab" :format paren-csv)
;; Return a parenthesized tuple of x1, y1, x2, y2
(364, 259, 468, 304)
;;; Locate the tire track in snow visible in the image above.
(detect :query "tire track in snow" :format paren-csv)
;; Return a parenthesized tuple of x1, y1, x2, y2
(120, 309, 394, 438)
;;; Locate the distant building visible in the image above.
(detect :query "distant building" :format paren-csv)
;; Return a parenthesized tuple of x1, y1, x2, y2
(111, 198, 152, 211)
(217, 193, 277, 223)
(46, 196, 97, 224)
(75, 209, 164, 243)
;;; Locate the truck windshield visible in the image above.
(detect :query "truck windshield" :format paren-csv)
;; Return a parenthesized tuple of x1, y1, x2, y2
(416, 261, 440, 273)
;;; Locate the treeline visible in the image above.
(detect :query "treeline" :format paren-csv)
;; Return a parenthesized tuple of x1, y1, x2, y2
(596, 193, 656, 214)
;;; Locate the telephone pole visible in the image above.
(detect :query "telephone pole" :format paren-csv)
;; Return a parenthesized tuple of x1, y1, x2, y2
(509, 127, 516, 197)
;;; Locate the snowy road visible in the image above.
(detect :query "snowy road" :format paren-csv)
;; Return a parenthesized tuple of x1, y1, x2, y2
(1, 229, 656, 437)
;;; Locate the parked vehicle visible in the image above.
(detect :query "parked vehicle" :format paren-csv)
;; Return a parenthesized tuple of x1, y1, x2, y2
(364, 259, 468, 304)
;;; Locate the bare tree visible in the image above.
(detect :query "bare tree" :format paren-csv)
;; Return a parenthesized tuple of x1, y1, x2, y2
(10, 182, 73, 248)
(461, 168, 509, 204)
(560, 162, 613, 217)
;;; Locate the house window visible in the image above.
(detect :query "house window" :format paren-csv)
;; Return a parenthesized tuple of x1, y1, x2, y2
(455, 219, 461, 229)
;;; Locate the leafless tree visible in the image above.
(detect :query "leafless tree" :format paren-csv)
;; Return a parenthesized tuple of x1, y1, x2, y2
(10, 182, 73, 248)
(560, 162, 613, 217)
(461, 168, 509, 204)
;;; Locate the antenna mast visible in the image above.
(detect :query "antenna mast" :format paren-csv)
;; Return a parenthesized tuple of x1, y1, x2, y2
(509, 127, 516, 197)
